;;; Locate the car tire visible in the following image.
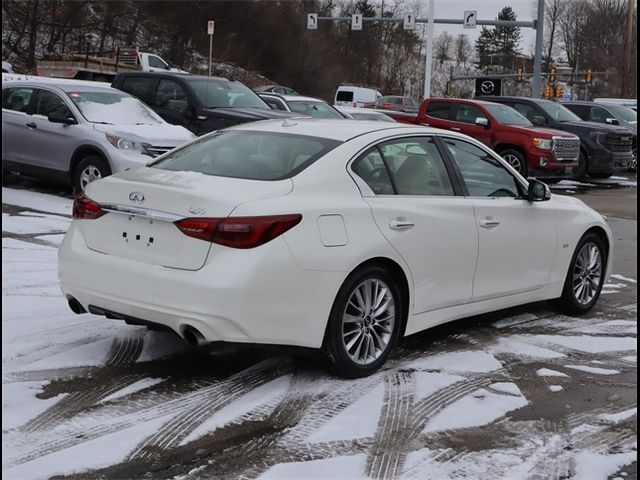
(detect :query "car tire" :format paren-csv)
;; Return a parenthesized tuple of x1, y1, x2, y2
(500, 149, 528, 177)
(554, 232, 607, 315)
(322, 265, 403, 378)
(72, 155, 111, 194)
(573, 149, 588, 180)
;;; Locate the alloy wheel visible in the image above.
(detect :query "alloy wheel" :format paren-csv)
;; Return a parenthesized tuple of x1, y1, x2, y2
(503, 153, 523, 173)
(79, 165, 103, 192)
(572, 242, 602, 306)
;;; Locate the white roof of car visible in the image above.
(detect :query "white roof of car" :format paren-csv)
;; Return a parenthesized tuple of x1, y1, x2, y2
(2, 73, 113, 90)
(230, 117, 436, 141)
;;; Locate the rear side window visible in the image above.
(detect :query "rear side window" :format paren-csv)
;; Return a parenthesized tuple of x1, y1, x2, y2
(151, 131, 341, 180)
(352, 148, 394, 195)
(119, 76, 156, 104)
(426, 101, 453, 120)
(336, 91, 354, 102)
(155, 79, 188, 108)
(262, 97, 288, 111)
(2, 87, 34, 112)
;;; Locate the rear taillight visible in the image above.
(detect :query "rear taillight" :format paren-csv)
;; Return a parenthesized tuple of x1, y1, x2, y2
(72, 193, 105, 219)
(174, 214, 302, 249)
(383, 103, 391, 109)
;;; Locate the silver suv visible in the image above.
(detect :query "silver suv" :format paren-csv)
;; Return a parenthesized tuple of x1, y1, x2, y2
(2, 77, 194, 192)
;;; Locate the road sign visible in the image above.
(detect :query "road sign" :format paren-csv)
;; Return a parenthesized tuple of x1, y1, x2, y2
(475, 78, 502, 96)
(463, 11, 477, 29)
(351, 14, 362, 31)
(207, 20, 215, 35)
(307, 13, 318, 30)
(403, 13, 416, 30)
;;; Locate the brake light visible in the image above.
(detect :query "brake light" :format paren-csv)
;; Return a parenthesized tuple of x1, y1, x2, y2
(72, 193, 105, 219)
(383, 103, 391, 109)
(174, 214, 302, 248)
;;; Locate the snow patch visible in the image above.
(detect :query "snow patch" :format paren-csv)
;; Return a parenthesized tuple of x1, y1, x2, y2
(597, 408, 637, 424)
(610, 274, 637, 284)
(413, 372, 465, 402)
(566, 365, 620, 375)
(100, 378, 165, 403)
(536, 368, 569, 377)
(574, 451, 637, 480)
(491, 337, 565, 359)
(548, 385, 563, 393)
(408, 351, 502, 373)
(259, 454, 367, 480)
(2, 382, 67, 430)
(532, 335, 637, 353)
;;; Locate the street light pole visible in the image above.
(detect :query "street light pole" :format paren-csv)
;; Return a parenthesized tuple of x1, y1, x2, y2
(532, 0, 545, 98)
(423, 0, 435, 99)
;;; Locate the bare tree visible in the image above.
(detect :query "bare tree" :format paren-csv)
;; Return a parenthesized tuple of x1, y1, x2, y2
(544, 0, 566, 68)
(454, 34, 473, 66)
(434, 31, 453, 66)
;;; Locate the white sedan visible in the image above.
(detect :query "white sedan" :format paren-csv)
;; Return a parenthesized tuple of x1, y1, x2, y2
(59, 119, 612, 377)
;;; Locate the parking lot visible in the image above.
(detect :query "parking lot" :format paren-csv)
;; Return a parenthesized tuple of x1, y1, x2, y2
(2, 173, 636, 480)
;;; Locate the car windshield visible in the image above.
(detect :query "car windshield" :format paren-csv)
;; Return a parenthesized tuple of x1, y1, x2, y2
(288, 100, 344, 119)
(349, 112, 396, 122)
(538, 101, 582, 122)
(151, 130, 341, 180)
(185, 78, 269, 109)
(66, 90, 163, 125)
(605, 105, 637, 123)
(483, 104, 532, 126)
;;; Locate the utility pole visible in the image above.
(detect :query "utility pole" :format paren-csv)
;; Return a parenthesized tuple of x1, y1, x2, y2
(532, 0, 545, 98)
(424, 0, 435, 99)
(622, 0, 634, 97)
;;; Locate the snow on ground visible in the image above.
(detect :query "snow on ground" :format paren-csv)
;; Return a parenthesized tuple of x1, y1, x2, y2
(2, 184, 637, 480)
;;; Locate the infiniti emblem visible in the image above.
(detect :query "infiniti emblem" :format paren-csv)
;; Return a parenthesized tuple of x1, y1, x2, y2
(129, 191, 145, 203)
(189, 206, 206, 215)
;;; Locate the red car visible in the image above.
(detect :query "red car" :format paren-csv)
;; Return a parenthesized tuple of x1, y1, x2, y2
(386, 98, 581, 179)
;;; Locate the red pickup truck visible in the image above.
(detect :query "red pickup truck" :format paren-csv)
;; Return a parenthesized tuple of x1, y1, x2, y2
(385, 98, 581, 179)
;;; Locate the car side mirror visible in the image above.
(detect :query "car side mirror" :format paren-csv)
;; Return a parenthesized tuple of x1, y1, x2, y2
(605, 117, 620, 125)
(48, 111, 77, 125)
(532, 115, 547, 126)
(527, 179, 551, 202)
(475, 117, 489, 127)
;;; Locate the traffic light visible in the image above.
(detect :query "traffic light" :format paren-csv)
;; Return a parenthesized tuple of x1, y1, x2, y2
(516, 68, 523, 82)
(549, 66, 557, 83)
(586, 69, 593, 84)
(445, 81, 452, 96)
(543, 86, 553, 99)
(555, 85, 564, 99)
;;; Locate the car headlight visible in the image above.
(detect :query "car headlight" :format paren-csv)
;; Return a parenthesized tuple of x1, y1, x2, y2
(589, 131, 606, 143)
(533, 138, 553, 150)
(106, 134, 139, 150)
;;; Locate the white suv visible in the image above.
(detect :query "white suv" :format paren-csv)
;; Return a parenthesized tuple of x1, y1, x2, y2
(2, 76, 194, 192)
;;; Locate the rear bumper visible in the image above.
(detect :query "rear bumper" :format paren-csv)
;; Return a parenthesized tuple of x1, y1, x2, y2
(58, 222, 342, 348)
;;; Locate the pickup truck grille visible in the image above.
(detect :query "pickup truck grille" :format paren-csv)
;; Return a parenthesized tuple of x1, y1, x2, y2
(142, 145, 174, 158)
(605, 133, 633, 153)
(552, 137, 580, 162)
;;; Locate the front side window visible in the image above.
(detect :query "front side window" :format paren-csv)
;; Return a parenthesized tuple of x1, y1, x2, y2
(151, 131, 340, 180)
(288, 101, 344, 119)
(442, 137, 521, 198)
(513, 103, 540, 122)
(2, 87, 34, 112)
(538, 101, 582, 122)
(148, 55, 169, 69)
(352, 148, 394, 195)
(589, 106, 611, 123)
(66, 90, 164, 125)
(380, 137, 454, 196)
(34, 90, 73, 117)
(484, 104, 532, 126)
(455, 104, 488, 124)
(155, 79, 188, 108)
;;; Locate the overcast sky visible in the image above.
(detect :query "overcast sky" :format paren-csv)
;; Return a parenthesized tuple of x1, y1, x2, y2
(426, 0, 538, 54)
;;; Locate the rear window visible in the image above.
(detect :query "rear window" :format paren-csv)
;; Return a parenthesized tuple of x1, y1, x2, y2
(151, 130, 341, 180)
(288, 100, 344, 119)
(336, 91, 354, 102)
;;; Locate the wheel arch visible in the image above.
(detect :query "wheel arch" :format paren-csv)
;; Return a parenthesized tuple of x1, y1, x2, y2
(69, 145, 112, 179)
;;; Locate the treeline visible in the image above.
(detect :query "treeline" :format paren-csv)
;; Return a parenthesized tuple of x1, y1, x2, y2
(1, 0, 426, 101)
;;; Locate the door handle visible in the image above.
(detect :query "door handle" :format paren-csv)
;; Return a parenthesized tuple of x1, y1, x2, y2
(479, 218, 500, 229)
(26, 122, 37, 129)
(389, 217, 415, 230)
(451, 127, 461, 131)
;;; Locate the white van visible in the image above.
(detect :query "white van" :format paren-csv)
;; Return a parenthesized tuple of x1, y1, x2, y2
(334, 85, 382, 108)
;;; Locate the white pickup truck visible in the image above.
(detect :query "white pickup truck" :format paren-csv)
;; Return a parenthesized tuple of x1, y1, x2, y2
(36, 49, 187, 82)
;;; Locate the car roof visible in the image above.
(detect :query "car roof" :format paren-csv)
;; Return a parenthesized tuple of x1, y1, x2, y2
(281, 94, 328, 103)
(228, 118, 439, 141)
(2, 75, 115, 91)
(116, 71, 226, 81)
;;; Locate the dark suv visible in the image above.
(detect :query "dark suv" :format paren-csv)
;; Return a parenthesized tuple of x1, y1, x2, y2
(476, 96, 635, 179)
(112, 72, 294, 135)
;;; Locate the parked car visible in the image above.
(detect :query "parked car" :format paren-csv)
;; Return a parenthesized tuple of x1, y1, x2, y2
(476, 96, 635, 179)
(2, 61, 13, 73)
(334, 85, 382, 108)
(371, 95, 420, 114)
(335, 106, 397, 122)
(592, 98, 637, 111)
(2, 78, 194, 192)
(253, 84, 298, 95)
(385, 98, 580, 179)
(36, 49, 186, 83)
(563, 101, 637, 162)
(112, 72, 294, 135)
(258, 93, 348, 119)
(59, 118, 612, 378)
